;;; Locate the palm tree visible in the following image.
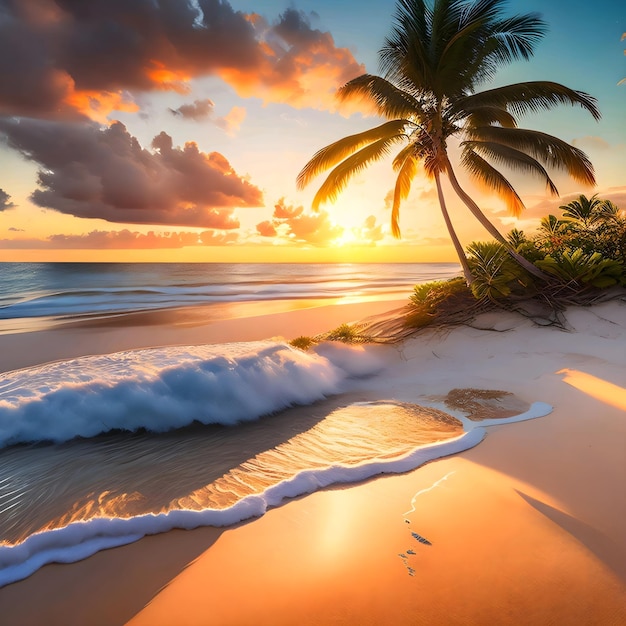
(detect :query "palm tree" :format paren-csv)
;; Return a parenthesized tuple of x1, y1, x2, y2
(296, 0, 600, 284)
(558, 194, 625, 260)
(560, 194, 604, 228)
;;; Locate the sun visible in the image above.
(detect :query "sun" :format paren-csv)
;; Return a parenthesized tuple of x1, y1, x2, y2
(331, 230, 359, 247)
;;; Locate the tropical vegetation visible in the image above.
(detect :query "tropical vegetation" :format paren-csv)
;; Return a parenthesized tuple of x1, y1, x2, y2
(296, 0, 600, 284)
(288, 194, 625, 350)
(406, 194, 626, 331)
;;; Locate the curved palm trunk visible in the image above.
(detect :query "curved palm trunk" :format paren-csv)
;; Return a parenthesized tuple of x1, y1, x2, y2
(444, 157, 550, 281)
(435, 172, 473, 285)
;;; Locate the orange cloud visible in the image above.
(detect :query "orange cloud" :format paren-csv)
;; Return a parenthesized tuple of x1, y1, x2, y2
(256, 220, 277, 237)
(218, 106, 246, 135)
(146, 60, 193, 94)
(218, 22, 365, 112)
(1, 229, 239, 249)
(0, 2, 364, 120)
(255, 198, 343, 246)
(64, 89, 140, 123)
(0, 118, 263, 228)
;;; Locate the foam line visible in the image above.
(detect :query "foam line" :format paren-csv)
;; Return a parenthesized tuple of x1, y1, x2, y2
(0, 429, 484, 588)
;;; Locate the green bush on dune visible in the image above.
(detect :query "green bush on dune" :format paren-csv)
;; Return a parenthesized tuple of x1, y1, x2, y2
(403, 195, 625, 333)
(464, 194, 626, 302)
(289, 336, 316, 351)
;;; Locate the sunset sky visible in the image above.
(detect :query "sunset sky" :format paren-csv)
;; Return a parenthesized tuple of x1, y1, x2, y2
(0, 0, 624, 263)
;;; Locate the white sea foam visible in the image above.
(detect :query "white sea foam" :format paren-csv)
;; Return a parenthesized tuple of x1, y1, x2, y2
(0, 428, 482, 587)
(0, 401, 552, 588)
(0, 341, 384, 448)
(0, 334, 553, 588)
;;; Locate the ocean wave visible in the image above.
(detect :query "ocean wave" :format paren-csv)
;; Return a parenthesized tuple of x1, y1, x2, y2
(0, 401, 552, 588)
(0, 429, 483, 586)
(0, 341, 384, 448)
(0, 285, 406, 319)
(0, 262, 461, 322)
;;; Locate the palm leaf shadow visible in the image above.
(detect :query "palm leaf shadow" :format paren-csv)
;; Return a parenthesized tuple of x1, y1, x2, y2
(515, 489, 626, 581)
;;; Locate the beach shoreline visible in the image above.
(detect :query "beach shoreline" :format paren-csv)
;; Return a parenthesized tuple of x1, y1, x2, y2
(0, 298, 408, 373)
(0, 299, 625, 625)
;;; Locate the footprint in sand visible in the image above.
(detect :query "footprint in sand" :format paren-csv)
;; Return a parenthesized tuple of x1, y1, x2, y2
(398, 525, 432, 576)
(411, 530, 432, 546)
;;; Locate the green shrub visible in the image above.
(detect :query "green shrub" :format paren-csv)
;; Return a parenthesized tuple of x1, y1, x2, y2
(289, 336, 316, 351)
(506, 228, 528, 249)
(410, 277, 468, 308)
(326, 323, 359, 342)
(536, 248, 625, 288)
(406, 278, 472, 328)
(466, 241, 533, 300)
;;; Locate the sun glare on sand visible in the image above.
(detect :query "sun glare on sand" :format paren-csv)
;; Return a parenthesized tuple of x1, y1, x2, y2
(558, 369, 626, 411)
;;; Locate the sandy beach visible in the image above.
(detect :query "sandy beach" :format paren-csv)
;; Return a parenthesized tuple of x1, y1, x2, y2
(1, 298, 625, 625)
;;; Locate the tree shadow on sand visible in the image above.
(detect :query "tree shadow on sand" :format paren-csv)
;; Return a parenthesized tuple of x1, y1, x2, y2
(515, 489, 626, 581)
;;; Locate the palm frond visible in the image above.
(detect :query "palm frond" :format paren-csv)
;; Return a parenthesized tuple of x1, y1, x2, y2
(463, 140, 559, 196)
(392, 142, 419, 171)
(296, 120, 408, 191)
(311, 135, 405, 211)
(452, 82, 601, 121)
(464, 125, 596, 186)
(337, 75, 424, 120)
(488, 14, 547, 63)
(461, 105, 517, 128)
(461, 148, 526, 216)
(391, 154, 418, 237)
(380, 0, 432, 91)
(436, 3, 545, 94)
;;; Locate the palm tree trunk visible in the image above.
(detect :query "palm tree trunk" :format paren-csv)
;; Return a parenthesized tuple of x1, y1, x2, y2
(434, 172, 473, 285)
(444, 157, 550, 281)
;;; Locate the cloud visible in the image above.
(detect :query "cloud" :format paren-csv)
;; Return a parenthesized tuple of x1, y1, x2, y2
(571, 136, 612, 150)
(170, 99, 246, 134)
(256, 220, 277, 237)
(170, 99, 216, 120)
(0, 188, 14, 210)
(222, 8, 365, 111)
(0, 118, 262, 228)
(255, 198, 343, 246)
(0, 229, 239, 249)
(353, 215, 384, 245)
(521, 186, 626, 221)
(492, 186, 626, 233)
(0, 1, 364, 120)
(215, 106, 246, 134)
(8, 227, 24, 232)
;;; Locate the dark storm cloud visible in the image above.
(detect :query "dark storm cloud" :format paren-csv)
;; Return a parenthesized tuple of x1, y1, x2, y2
(0, 0, 364, 118)
(0, 117, 262, 227)
(0, 188, 14, 210)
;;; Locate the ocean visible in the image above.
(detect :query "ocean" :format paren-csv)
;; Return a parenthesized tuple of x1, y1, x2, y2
(0, 262, 549, 587)
(0, 262, 461, 332)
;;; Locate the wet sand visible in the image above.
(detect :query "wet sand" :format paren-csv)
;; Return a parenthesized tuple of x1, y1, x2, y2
(0, 298, 407, 372)
(1, 300, 625, 625)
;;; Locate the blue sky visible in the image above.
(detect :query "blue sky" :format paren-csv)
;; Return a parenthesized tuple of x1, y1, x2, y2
(0, 0, 624, 262)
